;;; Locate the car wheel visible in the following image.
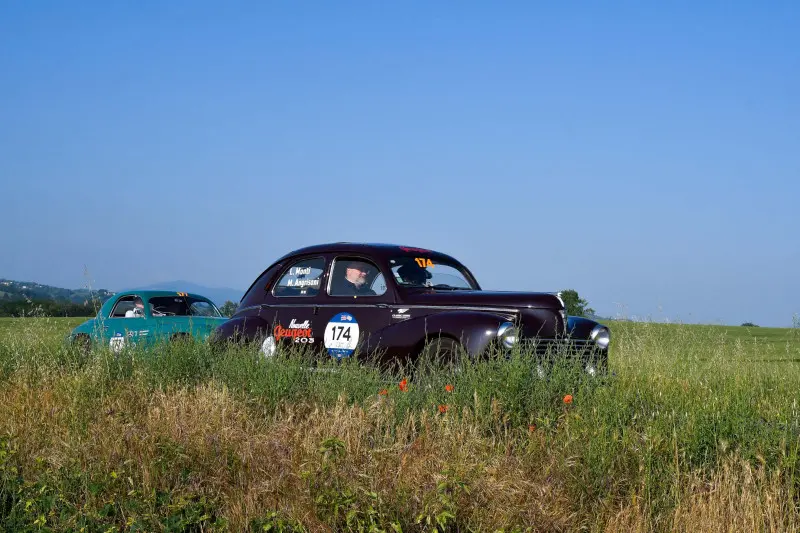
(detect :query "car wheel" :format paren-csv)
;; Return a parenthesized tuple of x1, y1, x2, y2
(417, 336, 462, 372)
(170, 333, 193, 344)
(72, 334, 91, 356)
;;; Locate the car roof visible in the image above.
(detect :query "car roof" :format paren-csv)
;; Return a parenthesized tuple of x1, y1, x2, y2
(112, 290, 213, 300)
(98, 290, 217, 316)
(237, 242, 483, 303)
(274, 242, 462, 264)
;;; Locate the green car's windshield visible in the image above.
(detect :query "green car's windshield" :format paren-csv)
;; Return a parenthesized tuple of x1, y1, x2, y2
(148, 296, 223, 317)
(388, 256, 476, 290)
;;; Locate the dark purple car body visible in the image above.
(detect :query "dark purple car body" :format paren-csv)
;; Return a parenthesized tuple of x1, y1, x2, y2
(211, 243, 610, 373)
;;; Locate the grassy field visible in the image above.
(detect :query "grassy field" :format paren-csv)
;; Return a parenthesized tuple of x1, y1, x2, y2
(0, 316, 798, 531)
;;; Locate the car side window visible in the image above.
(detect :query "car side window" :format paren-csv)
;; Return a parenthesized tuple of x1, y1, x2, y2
(328, 257, 387, 297)
(272, 257, 326, 297)
(371, 273, 387, 294)
(189, 301, 218, 317)
(110, 296, 137, 317)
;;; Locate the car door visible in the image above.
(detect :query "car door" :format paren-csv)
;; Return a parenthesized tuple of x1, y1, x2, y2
(313, 255, 395, 361)
(266, 256, 327, 353)
(146, 293, 193, 342)
(103, 294, 147, 352)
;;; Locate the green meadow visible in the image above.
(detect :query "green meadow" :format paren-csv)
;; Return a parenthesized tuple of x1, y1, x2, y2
(0, 316, 798, 531)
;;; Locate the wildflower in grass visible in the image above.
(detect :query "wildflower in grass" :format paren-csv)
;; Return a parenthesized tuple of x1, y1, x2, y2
(399, 379, 408, 392)
(528, 424, 536, 432)
(563, 394, 573, 405)
(438, 404, 448, 414)
(445, 384, 454, 392)
(379, 389, 388, 396)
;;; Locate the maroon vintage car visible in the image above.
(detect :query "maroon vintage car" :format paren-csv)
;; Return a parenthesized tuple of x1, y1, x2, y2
(211, 243, 610, 374)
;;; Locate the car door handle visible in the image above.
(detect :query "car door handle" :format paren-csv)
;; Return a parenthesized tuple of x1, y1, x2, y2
(376, 304, 389, 309)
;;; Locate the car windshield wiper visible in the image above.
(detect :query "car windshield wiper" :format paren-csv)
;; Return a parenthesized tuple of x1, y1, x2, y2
(398, 283, 471, 291)
(431, 284, 471, 291)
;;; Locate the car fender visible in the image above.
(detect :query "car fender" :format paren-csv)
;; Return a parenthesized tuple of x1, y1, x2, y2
(211, 315, 271, 346)
(370, 310, 516, 358)
(566, 315, 605, 339)
(68, 318, 101, 341)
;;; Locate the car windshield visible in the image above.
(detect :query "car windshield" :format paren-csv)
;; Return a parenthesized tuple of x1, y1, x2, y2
(148, 296, 223, 317)
(389, 255, 476, 290)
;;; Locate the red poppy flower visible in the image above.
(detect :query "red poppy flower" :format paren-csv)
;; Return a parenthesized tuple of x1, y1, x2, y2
(445, 384, 454, 393)
(563, 394, 573, 405)
(399, 379, 408, 392)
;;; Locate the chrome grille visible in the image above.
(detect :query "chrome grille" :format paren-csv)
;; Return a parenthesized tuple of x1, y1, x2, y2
(519, 338, 604, 358)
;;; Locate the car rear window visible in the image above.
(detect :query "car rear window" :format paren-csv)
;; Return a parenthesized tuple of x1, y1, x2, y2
(272, 257, 326, 297)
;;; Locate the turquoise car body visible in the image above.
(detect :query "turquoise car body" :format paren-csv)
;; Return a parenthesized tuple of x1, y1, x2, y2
(68, 290, 228, 352)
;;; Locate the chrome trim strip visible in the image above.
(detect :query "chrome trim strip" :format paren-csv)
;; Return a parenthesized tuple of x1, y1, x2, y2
(395, 305, 518, 313)
(236, 303, 520, 314)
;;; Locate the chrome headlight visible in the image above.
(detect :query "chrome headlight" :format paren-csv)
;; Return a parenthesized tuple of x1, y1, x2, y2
(497, 322, 519, 349)
(555, 292, 568, 330)
(589, 325, 610, 349)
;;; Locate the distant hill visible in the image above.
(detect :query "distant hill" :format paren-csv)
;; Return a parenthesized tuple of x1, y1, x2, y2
(125, 281, 243, 306)
(0, 278, 115, 305)
(0, 278, 244, 309)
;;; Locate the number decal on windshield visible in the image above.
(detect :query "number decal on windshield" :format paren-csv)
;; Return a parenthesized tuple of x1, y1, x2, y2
(414, 258, 434, 268)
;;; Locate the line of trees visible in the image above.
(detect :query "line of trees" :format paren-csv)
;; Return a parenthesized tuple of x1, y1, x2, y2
(0, 291, 778, 328)
(0, 299, 99, 318)
(0, 290, 602, 320)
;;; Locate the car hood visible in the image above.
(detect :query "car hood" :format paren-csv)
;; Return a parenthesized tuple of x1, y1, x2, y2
(401, 289, 563, 310)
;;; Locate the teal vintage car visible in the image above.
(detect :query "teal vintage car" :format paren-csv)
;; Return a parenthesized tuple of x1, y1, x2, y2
(68, 290, 229, 353)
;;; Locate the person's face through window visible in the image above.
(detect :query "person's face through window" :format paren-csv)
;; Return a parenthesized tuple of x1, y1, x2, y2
(345, 263, 369, 287)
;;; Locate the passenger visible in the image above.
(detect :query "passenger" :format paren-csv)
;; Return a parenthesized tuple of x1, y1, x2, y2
(396, 262, 431, 286)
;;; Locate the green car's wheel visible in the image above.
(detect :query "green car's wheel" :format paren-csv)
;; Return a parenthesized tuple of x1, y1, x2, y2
(72, 334, 91, 356)
(170, 332, 194, 344)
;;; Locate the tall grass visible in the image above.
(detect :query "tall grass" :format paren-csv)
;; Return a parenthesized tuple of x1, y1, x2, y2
(0, 317, 798, 531)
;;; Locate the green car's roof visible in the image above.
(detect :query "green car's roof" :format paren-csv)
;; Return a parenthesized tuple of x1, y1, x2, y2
(113, 290, 214, 300)
(98, 290, 219, 316)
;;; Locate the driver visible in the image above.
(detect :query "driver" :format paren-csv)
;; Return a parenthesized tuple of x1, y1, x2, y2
(337, 260, 377, 296)
(125, 297, 145, 318)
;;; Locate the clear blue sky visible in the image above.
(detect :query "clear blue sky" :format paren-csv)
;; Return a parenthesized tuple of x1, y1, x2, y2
(1, 2, 798, 327)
